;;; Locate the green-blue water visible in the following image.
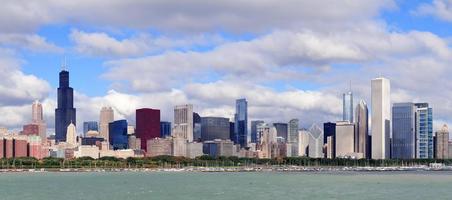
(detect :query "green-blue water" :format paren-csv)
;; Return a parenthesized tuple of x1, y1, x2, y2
(1, 171, 451, 200)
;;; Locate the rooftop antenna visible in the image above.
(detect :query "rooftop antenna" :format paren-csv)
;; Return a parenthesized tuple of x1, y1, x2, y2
(61, 56, 67, 71)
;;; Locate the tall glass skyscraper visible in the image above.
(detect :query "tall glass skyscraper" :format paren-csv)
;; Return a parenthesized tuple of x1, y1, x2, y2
(55, 70, 76, 143)
(355, 100, 369, 158)
(392, 103, 416, 159)
(234, 98, 248, 147)
(415, 103, 433, 159)
(342, 90, 353, 123)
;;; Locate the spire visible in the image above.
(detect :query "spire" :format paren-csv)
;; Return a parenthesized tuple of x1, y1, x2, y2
(61, 56, 67, 71)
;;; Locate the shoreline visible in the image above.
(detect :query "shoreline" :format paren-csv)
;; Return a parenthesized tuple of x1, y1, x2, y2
(2, 165, 452, 173)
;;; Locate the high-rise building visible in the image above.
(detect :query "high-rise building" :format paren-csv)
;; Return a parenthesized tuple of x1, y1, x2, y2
(66, 122, 77, 146)
(201, 117, 230, 141)
(160, 121, 172, 138)
(335, 121, 355, 158)
(415, 103, 433, 159)
(22, 124, 39, 136)
(32, 100, 47, 143)
(288, 119, 299, 144)
(308, 124, 324, 158)
(371, 77, 390, 159)
(435, 124, 449, 159)
(392, 103, 416, 159)
(323, 122, 336, 157)
(193, 112, 201, 141)
(234, 98, 248, 147)
(83, 121, 98, 137)
(173, 104, 194, 142)
(99, 107, 114, 141)
(251, 120, 264, 144)
(298, 130, 310, 157)
(109, 120, 128, 150)
(136, 108, 160, 152)
(55, 70, 76, 143)
(273, 123, 288, 142)
(343, 90, 353, 123)
(355, 100, 369, 158)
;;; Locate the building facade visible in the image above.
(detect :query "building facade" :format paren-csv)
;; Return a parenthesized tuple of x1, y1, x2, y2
(32, 100, 47, 143)
(371, 77, 391, 159)
(273, 123, 288, 142)
(136, 108, 161, 152)
(173, 104, 194, 142)
(435, 124, 449, 159)
(343, 90, 353, 123)
(160, 121, 172, 138)
(392, 103, 416, 159)
(109, 120, 128, 150)
(201, 117, 230, 141)
(355, 100, 369, 158)
(251, 120, 264, 144)
(99, 107, 114, 142)
(55, 70, 76, 143)
(308, 124, 324, 158)
(234, 98, 248, 147)
(83, 121, 98, 137)
(415, 103, 433, 159)
(335, 121, 355, 158)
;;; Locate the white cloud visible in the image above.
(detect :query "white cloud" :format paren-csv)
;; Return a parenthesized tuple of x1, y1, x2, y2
(0, 33, 63, 53)
(414, 0, 452, 22)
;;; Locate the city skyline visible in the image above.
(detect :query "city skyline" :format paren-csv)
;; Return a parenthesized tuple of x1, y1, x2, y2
(1, 1, 452, 134)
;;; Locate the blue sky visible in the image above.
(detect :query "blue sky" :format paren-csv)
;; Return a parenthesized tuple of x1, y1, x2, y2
(1, 0, 452, 131)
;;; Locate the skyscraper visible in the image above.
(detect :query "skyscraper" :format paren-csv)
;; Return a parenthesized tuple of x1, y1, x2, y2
(371, 77, 390, 159)
(66, 122, 77, 146)
(342, 90, 353, 123)
(415, 103, 433, 159)
(99, 107, 114, 141)
(136, 108, 160, 152)
(32, 100, 47, 143)
(335, 121, 355, 158)
(308, 124, 324, 158)
(109, 120, 128, 150)
(323, 122, 336, 157)
(193, 112, 201, 141)
(436, 124, 449, 159)
(234, 98, 248, 147)
(173, 104, 194, 142)
(355, 100, 369, 158)
(201, 117, 230, 141)
(55, 70, 76, 143)
(392, 103, 416, 159)
(288, 119, 299, 144)
(83, 121, 98, 137)
(273, 123, 288, 141)
(251, 120, 264, 144)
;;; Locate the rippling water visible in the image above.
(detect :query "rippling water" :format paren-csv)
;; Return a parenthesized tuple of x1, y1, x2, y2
(0, 171, 451, 200)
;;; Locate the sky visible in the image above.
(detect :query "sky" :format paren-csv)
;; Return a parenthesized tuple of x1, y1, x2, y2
(1, 0, 452, 133)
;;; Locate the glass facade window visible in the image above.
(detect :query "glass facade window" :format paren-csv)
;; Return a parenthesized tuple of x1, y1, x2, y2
(392, 103, 416, 159)
(108, 120, 128, 150)
(234, 99, 248, 147)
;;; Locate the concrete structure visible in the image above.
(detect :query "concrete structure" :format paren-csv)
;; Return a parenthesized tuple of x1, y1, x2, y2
(392, 103, 416, 159)
(32, 100, 47, 143)
(128, 135, 141, 150)
(371, 77, 391, 159)
(435, 124, 449, 159)
(415, 103, 433, 159)
(127, 125, 135, 135)
(355, 100, 369, 158)
(136, 108, 160, 152)
(186, 142, 203, 158)
(55, 70, 76, 143)
(308, 124, 324, 158)
(343, 89, 353, 123)
(66, 123, 77, 147)
(201, 117, 230, 141)
(75, 145, 100, 159)
(335, 121, 355, 158)
(203, 139, 235, 157)
(22, 124, 39, 136)
(99, 107, 114, 141)
(0, 136, 29, 158)
(172, 135, 187, 157)
(298, 130, 310, 157)
(147, 138, 172, 157)
(234, 98, 248, 147)
(173, 104, 194, 142)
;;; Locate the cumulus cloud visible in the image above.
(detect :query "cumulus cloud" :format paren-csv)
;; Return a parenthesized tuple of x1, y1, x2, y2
(414, 0, 452, 22)
(0, 33, 63, 53)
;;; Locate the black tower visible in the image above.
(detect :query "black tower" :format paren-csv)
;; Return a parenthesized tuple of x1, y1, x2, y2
(55, 70, 76, 143)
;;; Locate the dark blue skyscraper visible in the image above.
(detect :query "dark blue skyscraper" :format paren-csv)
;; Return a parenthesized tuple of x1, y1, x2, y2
(273, 123, 288, 141)
(55, 70, 76, 143)
(160, 121, 172, 138)
(83, 121, 98, 136)
(234, 98, 248, 147)
(109, 120, 128, 150)
(392, 103, 416, 159)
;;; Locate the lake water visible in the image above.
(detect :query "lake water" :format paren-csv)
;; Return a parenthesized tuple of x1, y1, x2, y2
(1, 171, 451, 200)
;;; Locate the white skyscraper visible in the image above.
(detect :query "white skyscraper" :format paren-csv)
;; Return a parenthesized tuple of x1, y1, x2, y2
(32, 100, 47, 143)
(308, 124, 324, 158)
(99, 107, 114, 142)
(371, 77, 391, 159)
(173, 104, 194, 142)
(66, 122, 77, 146)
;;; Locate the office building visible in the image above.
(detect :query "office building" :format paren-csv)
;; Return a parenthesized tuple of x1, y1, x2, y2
(55, 69, 76, 143)
(66, 122, 77, 146)
(415, 103, 433, 159)
(371, 77, 391, 159)
(323, 122, 336, 158)
(392, 103, 416, 159)
(234, 98, 248, 147)
(22, 124, 39, 136)
(203, 139, 235, 158)
(32, 100, 47, 143)
(298, 130, 310, 157)
(109, 120, 128, 150)
(201, 117, 230, 141)
(335, 121, 355, 158)
(308, 124, 324, 158)
(160, 121, 172, 138)
(83, 121, 98, 137)
(288, 119, 299, 143)
(193, 112, 202, 141)
(273, 123, 288, 141)
(355, 100, 369, 158)
(251, 120, 265, 143)
(136, 108, 161, 152)
(173, 104, 194, 142)
(99, 107, 114, 141)
(435, 124, 449, 159)
(343, 89, 353, 122)
(147, 138, 172, 157)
